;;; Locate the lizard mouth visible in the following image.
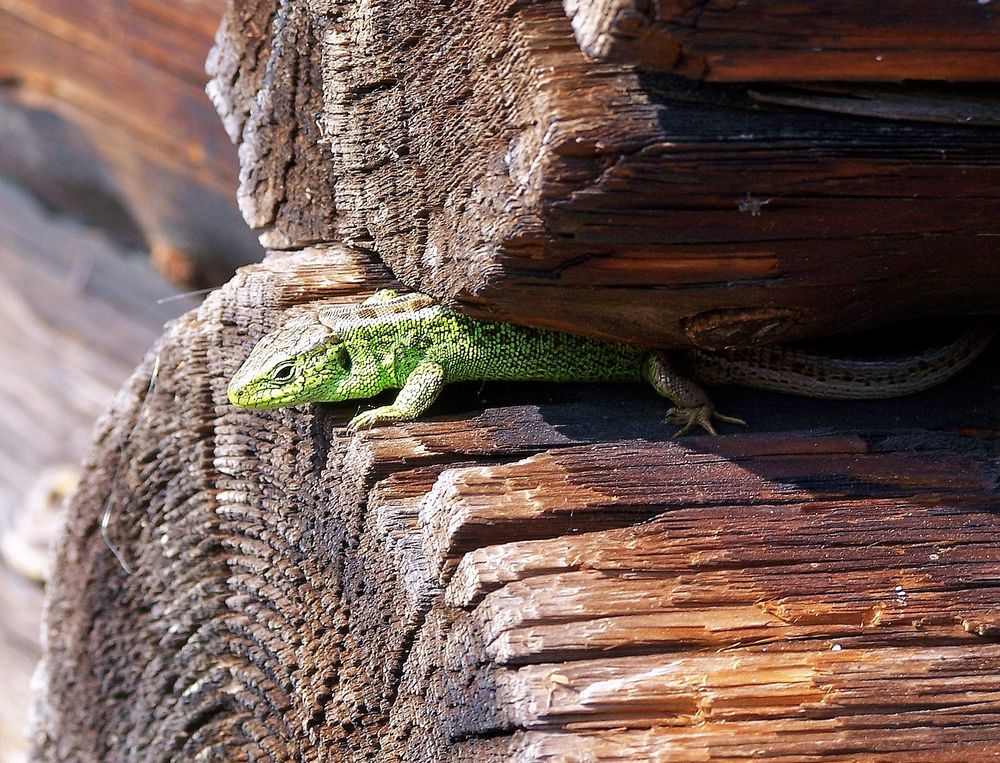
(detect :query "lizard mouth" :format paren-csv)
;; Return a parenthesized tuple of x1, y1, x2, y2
(227, 363, 287, 408)
(227, 381, 296, 409)
(226, 378, 257, 408)
(226, 360, 258, 406)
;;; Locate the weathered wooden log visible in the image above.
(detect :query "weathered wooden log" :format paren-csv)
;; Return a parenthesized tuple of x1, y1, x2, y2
(0, 0, 261, 285)
(30, 1, 1000, 759)
(207, 0, 1000, 348)
(564, 0, 1000, 82)
(32, 253, 1000, 760)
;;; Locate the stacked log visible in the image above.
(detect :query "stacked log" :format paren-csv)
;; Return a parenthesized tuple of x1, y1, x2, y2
(208, 1, 1000, 346)
(30, 1, 1000, 760)
(565, 1, 1000, 81)
(31, 252, 1000, 760)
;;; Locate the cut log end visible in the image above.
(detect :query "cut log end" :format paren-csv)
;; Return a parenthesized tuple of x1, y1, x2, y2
(31, 252, 1000, 760)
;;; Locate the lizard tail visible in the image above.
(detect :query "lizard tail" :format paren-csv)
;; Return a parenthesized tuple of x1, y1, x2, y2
(682, 321, 997, 400)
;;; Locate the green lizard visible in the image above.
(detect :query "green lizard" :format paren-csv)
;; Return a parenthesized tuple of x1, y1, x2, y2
(227, 289, 995, 435)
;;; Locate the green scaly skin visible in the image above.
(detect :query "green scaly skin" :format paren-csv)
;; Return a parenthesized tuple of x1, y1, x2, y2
(228, 290, 995, 434)
(227, 290, 743, 435)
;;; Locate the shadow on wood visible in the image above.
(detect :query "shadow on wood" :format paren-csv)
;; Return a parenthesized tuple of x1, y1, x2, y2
(206, 1, 1000, 347)
(31, 252, 1000, 760)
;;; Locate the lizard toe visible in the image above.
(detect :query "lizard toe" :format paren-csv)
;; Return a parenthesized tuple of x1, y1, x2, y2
(666, 404, 745, 436)
(348, 405, 407, 432)
(347, 411, 379, 432)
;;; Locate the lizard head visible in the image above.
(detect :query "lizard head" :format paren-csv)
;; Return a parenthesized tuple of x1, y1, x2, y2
(227, 313, 354, 409)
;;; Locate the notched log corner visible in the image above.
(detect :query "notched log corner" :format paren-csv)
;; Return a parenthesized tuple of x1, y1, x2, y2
(208, 0, 1000, 350)
(31, 252, 1000, 761)
(27, 0, 1000, 756)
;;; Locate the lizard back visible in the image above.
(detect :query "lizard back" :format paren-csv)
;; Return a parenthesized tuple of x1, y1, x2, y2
(319, 297, 645, 386)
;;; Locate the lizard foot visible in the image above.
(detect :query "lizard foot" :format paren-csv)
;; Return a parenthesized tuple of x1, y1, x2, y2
(347, 405, 407, 432)
(666, 404, 747, 436)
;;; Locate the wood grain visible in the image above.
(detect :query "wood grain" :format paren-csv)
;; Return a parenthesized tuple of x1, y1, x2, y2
(28, 3, 1000, 758)
(208, 0, 1000, 348)
(0, 179, 198, 762)
(564, 0, 1000, 82)
(32, 253, 1000, 760)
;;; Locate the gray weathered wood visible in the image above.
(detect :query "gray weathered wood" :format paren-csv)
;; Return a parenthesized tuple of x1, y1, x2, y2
(0, 0, 261, 285)
(0, 178, 198, 761)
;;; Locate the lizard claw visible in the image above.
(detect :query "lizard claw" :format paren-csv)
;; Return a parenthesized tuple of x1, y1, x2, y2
(347, 405, 406, 433)
(347, 409, 382, 432)
(666, 404, 747, 437)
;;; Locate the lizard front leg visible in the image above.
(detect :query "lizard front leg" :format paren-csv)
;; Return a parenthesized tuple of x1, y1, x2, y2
(347, 361, 446, 432)
(642, 352, 746, 436)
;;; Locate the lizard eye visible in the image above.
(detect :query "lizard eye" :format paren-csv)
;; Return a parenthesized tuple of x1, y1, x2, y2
(338, 346, 352, 372)
(272, 362, 296, 382)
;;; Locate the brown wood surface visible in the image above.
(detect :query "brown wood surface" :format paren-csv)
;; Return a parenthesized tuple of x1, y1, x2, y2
(208, 0, 1000, 349)
(32, 253, 1000, 760)
(0, 0, 261, 285)
(564, 0, 1000, 82)
(0, 178, 198, 762)
(27, 2, 1000, 759)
